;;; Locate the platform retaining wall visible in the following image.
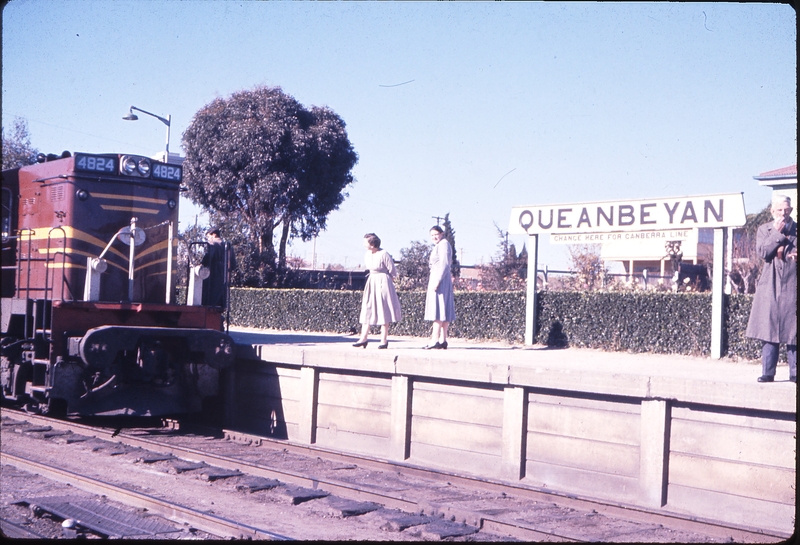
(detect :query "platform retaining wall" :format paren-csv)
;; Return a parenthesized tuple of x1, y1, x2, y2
(228, 344, 796, 536)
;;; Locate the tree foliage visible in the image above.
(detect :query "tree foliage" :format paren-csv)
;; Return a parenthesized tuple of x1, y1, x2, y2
(181, 86, 358, 283)
(175, 223, 208, 289)
(396, 240, 431, 290)
(729, 203, 772, 294)
(2, 118, 39, 170)
(479, 223, 527, 290)
(442, 213, 461, 278)
(565, 244, 608, 290)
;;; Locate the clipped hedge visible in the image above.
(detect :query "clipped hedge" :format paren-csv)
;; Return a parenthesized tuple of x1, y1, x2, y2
(229, 288, 761, 360)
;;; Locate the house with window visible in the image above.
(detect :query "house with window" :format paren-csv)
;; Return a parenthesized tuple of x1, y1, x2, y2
(599, 164, 797, 283)
(753, 164, 797, 220)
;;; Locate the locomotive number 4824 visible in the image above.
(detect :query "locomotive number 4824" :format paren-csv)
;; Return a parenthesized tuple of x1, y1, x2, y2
(152, 163, 182, 182)
(75, 153, 116, 173)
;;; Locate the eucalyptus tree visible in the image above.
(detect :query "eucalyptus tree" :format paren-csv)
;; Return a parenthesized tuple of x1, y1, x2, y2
(2, 118, 38, 170)
(181, 86, 358, 281)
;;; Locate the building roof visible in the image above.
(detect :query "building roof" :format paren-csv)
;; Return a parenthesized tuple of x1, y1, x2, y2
(753, 164, 797, 181)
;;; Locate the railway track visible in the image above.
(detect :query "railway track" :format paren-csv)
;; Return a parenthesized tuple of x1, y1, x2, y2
(1, 409, 788, 542)
(1, 451, 291, 540)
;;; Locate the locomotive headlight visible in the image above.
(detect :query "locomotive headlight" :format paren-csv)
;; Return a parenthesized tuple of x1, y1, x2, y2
(89, 257, 108, 273)
(76, 189, 90, 201)
(194, 265, 211, 280)
(167, 199, 177, 210)
(137, 158, 151, 176)
(121, 156, 137, 175)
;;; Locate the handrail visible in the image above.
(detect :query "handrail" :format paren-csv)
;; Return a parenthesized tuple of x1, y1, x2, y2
(41, 226, 67, 339)
(16, 229, 35, 339)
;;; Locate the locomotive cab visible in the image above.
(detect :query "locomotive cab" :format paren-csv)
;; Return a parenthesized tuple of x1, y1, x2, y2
(1, 152, 235, 417)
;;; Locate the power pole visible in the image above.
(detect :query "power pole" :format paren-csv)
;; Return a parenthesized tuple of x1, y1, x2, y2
(432, 215, 444, 226)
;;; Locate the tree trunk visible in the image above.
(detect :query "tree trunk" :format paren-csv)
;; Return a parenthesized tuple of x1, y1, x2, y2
(278, 218, 290, 270)
(260, 224, 277, 264)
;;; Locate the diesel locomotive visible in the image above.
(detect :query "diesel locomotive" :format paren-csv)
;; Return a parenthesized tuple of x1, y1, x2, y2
(1, 151, 235, 416)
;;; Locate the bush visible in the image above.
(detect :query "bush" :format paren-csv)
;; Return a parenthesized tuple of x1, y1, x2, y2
(228, 288, 759, 359)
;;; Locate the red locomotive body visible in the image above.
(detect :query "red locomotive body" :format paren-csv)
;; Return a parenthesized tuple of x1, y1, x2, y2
(1, 152, 234, 416)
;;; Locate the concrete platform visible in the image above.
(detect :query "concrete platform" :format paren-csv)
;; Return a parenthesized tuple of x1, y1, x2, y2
(229, 327, 795, 412)
(226, 327, 797, 536)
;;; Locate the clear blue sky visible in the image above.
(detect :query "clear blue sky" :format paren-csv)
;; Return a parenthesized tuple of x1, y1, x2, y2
(3, 1, 796, 270)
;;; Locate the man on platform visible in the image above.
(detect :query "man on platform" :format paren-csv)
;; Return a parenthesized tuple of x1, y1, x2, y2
(201, 228, 236, 308)
(746, 195, 796, 383)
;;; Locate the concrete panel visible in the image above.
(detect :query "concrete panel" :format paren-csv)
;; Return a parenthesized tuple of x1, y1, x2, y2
(669, 452, 795, 505)
(238, 396, 299, 423)
(672, 404, 796, 433)
(510, 365, 650, 398)
(411, 416, 502, 456)
(396, 356, 510, 385)
(671, 418, 795, 469)
(524, 460, 641, 505)
(235, 364, 303, 401)
(528, 400, 640, 445)
(526, 432, 640, 477)
(667, 483, 795, 536)
(272, 374, 304, 403)
(410, 441, 502, 478)
(413, 382, 504, 427)
(528, 391, 640, 413)
(303, 348, 398, 374)
(317, 374, 392, 411)
(315, 427, 390, 458)
(317, 404, 391, 437)
(649, 376, 796, 412)
(235, 371, 294, 400)
(319, 371, 390, 386)
(230, 398, 300, 441)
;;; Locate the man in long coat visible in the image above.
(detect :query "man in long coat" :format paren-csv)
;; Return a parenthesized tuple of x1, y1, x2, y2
(201, 228, 235, 308)
(745, 195, 797, 382)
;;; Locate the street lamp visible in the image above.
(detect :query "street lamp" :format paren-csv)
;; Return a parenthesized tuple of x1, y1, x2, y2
(123, 106, 172, 159)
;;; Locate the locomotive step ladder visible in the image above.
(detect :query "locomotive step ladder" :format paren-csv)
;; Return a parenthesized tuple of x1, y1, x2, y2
(14, 227, 68, 342)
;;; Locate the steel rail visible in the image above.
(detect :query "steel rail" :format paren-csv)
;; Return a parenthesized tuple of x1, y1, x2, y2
(1, 452, 291, 541)
(2, 411, 581, 542)
(2, 410, 787, 542)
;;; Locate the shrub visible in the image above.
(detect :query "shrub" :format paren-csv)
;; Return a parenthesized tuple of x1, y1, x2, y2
(228, 288, 758, 359)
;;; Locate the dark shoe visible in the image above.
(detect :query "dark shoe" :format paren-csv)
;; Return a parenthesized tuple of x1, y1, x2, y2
(423, 342, 441, 350)
(790, 376, 797, 383)
(377, 343, 388, 349)
(434, 341, 448, 350)
(352, 341, 368, 348)
(757, 375, 774, 382)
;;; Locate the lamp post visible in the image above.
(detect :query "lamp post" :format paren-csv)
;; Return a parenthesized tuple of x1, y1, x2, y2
(123, 106, 172, 159)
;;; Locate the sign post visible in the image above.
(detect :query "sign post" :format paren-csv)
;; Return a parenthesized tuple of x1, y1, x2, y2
(711, 227, 728, 359)
(525, 234, 538, 345)
(509, 193, 746, 355)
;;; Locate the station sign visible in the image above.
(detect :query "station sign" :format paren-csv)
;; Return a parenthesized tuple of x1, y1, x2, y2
(509, 193, 746, 235)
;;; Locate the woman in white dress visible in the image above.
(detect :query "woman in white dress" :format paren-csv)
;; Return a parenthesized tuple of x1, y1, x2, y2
(353, 233, 402, 349)
(423, 226, 456, 349)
